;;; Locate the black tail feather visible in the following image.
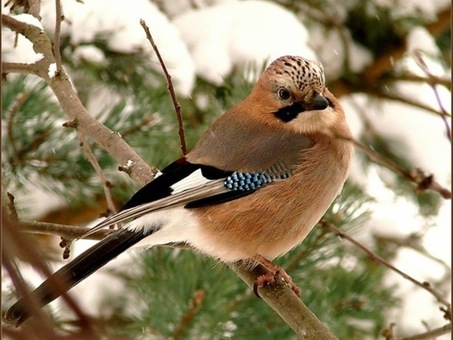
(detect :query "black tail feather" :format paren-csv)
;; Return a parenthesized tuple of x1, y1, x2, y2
(5, 228, 148, 326)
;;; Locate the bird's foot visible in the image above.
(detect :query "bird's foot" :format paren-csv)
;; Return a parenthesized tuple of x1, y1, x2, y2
(252, 255, 301, 297)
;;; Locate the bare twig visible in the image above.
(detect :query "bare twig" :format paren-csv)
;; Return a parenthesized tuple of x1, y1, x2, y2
(414, 51, 451, 142)
(6, 92, 27, 164)
(2, 62, 36, 75)
(19, 220, 114, 241)
(398, 323, 451, 340)
(382, 323, 397, 340)
(76, 130, 117, 216)
(321, 220, 451, 320)
(388, 73, 451, 89)
(374, 233, 451, 271)
(171, 290, 206, 340)
(7, 192, 20, 221)
(140, 19, 187, 155)
(2, 210, 98, 335)
(2, 238, 56, 336)
(335, 134, 452, 199)
(369, 89, 449, 117)
(27, 0, 42, 20)
(53, 0, 63, 75)
(7, 191, 113, 240)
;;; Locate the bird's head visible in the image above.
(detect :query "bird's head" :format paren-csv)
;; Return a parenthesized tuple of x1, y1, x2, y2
(249, 55, 344, 135)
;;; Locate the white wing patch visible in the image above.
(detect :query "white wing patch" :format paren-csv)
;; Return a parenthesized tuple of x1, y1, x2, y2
(170, 169, 212, 194)
(80, 178, 227, 239)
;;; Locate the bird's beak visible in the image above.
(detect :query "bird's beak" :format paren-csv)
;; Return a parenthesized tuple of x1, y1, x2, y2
(307, 93, 329, 110)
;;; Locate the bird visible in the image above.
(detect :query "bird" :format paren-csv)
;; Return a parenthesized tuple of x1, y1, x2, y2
(5, 55, 353, 326)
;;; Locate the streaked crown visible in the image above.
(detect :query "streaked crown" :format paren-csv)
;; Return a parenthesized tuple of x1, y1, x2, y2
(266, 56, 325, 94)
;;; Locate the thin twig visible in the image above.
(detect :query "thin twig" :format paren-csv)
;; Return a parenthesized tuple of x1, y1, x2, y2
(2, 62, 36, 75)
(140, 19, 187, 155)
(321, 220, 451, 320)
(388, 73, 451, 89)
(76, 130, 117, 216)
(7, 192, 20, 221)
(2, 238, 56, 335)
(53, 0, 63, 75)
(6, 92, 27, 164)
(2, 210, 98, 334)
(335, 134, 452, 199)
(27, 0, 42, 20)
(171, 290, 206, 340)
(7, 191, 112, 240)
(414, 51, 452, 142)
(19, 220, 114, 241)
(374, 234, 451, 271)
(369, 89, 449, 117)
(398, 323, 451, 340)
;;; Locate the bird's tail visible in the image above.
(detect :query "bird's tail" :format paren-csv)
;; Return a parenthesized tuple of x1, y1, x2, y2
(5, 228, 149, 326)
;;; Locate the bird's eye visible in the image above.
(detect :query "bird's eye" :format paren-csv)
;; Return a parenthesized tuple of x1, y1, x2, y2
(278, 88, 291, 100)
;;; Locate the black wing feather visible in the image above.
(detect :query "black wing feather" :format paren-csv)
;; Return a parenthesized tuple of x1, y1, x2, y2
(121, 158, 233, 211)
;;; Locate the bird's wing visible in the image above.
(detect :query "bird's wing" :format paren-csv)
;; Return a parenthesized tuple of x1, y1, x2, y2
(81, 159, 293, 238)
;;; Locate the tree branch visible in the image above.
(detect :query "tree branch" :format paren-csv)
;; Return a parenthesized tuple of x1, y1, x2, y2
(76, 129, 117, 216)
(2, 210, 99, 336)
(321, 220, 451, 321)
(27, 0, 42, 20)
(231, 264, 338, 339)
(335, 133, 452, 199)
(140, 19, 187, 156)
(19, 220, 114, 241)
(414, 51, 451, 141)
(329, 6, 451, 98)
(398, 323, 451, 340)
(2, 62, 37, 75)
(2, 13, 158, 186)
(53, 0, 63, 74)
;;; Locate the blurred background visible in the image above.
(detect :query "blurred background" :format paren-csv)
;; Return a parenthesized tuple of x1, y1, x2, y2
(2, 0, 451, 339)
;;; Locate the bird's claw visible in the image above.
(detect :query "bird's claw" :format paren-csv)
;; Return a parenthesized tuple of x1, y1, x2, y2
(253, 269, 301, 298)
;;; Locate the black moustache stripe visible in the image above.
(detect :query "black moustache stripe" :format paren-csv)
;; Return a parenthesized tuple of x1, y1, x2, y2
(273, 102, 305, 122)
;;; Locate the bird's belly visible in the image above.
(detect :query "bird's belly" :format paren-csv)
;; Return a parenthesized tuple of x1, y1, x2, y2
(191, 172, 343, 262)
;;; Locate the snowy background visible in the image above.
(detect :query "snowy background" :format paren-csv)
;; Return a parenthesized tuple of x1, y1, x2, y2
(2, 0, 451, 338)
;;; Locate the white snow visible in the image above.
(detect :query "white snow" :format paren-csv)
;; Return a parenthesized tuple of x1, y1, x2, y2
(2, 0, 450, 336)
(376, 0, 449, 19)
(39, 0, 195, 95)
(11, 13, 44, 29)
(2, 30, 44, 64)
(310, 25, 373, 78)
(173, 0, 316, 84)
(1, 13, 46, 64)
(73, 45, 106, 65)
(48, 63, 57, 78)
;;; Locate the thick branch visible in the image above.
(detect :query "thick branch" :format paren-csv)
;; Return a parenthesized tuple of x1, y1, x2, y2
(2, 14, 157, 185)
(231, 264, 338, 339)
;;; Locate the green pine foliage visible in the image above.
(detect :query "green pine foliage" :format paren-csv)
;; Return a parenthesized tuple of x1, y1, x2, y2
(2, 1, 449, 338)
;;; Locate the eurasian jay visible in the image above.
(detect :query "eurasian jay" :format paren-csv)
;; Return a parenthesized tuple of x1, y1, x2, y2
(5, 55, 353, 325)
